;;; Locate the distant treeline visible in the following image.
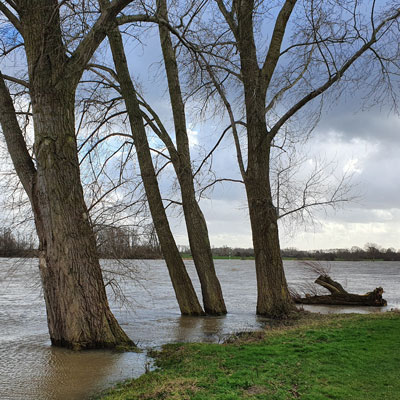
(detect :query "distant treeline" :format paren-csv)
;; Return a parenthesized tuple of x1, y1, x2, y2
(281, 245, 400, 261)
(96, 225, 162, 259)
(181, 244, 400, 261)
(0, 228, 37, 257)
(0, 225, 163, 259)
(1, 227, 399, 261)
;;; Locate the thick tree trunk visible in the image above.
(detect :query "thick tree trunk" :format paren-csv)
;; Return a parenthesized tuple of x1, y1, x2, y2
(243, 88, 293, 317)
(232, 3, 293, 318)
(106, 21, 204, 315)
(31, 91, 132, 349)
(157, 0, 226, 314)
(245, 146, 293, 317)
(0, 1, 133, 349)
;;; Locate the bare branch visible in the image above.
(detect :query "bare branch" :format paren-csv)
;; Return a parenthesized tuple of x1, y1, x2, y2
(193, 120, 246, 177)
(0, 72, 36, 199)
(198, 177, 244, 198)
(66, 0, 137, 84)
(1, 74, 29, 88)
(269, 7, 400, 140)
(260, 0, 297, 89)
(0, 2, 22, 32)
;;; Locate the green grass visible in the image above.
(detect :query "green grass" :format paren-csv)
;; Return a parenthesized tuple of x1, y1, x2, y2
(98, 312, 400, 400)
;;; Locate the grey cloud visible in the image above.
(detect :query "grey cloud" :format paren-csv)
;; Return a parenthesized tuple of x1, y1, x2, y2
(316, 107, 400, 145)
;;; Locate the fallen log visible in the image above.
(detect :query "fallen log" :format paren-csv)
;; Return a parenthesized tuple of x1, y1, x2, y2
(294, 275, 387, 306)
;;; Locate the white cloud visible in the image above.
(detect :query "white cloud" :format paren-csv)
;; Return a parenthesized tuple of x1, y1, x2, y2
(343, 158, 362, 174)
(280, 217, 400, 251)
(187, 128, 199, 147)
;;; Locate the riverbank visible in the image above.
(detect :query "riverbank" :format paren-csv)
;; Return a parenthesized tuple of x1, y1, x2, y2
(98, 311, 400, 399)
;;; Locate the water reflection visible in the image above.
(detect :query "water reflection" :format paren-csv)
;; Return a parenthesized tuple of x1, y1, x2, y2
(38, 347, 147, 400)
(0, 335, 147, 400)
(173, 315, 225, 343)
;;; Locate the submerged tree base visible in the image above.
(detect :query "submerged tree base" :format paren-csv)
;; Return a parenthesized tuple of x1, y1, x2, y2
(181, 310, 206, 317)
(256, 307, 300, 320)
(203, 308, 227, 316)
(256, 298, 297, 319)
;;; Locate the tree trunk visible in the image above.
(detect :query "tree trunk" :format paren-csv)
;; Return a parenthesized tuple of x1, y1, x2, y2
(232, 2, 294, 318)
(243, 85, 293, 317)
(179, 172, 227, 314)
(157, 0, 226, 314)
(0, 1, 133, 349)
(244, 143, 293, 317)
(106, 20, 204, 315)
(31, 90, 132, 349)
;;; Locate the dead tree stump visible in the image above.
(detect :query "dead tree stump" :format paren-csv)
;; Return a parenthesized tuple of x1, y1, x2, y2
(294, 275, 387, 306)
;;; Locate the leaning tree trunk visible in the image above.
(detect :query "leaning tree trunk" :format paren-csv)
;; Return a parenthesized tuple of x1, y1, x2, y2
(106, 20, 204, 315)
(158, 0, 226, 314)
(178, 171, 227, 315)
(0, 1, 134, 349)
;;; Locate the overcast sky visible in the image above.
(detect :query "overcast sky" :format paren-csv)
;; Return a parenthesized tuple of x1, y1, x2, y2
(168, 107, 400, 251)
(1, 4, 399, 252)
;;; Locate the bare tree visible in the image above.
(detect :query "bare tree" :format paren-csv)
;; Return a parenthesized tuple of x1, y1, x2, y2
(135, 0, 400, 317)
(0, 0, 138, 349)
(99, 0, 204, 315)
(152, 0, 226, 315)
(78, 0, 226, 315)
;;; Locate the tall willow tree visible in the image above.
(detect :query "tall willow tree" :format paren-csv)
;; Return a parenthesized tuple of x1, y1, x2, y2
(99, 0, 204, 316)
(141, 0, 400, 317)
(0, 0, 136, 349)
(206, 0, 400, 317)
(156, 0, 226, 315)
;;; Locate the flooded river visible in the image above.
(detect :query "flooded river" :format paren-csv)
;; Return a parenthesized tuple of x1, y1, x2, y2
(1, 258, 399, 399)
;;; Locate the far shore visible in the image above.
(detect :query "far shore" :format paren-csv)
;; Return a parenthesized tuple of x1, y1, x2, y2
(0, 255, 397, 262)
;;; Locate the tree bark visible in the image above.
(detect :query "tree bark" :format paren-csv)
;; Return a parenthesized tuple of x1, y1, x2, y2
(0, 0, 133, 349)
(178, 172, 227, 314)
(237, 1, 293, 317)
(157, 0, 226, 315)
(105, 18, 204, 315)
(244, 119, 293, 317)
(32, 90, 132, 349)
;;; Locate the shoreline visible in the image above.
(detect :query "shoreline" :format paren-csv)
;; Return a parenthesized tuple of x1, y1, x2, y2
(97, 311, 400, 399)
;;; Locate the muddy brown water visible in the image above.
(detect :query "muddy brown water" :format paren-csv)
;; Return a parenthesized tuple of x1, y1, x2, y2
(1, 258, 399, 400)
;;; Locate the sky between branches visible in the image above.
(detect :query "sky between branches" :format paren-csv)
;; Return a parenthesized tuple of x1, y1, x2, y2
(0, 2, 399, 252)
(125, 26, 400, 251)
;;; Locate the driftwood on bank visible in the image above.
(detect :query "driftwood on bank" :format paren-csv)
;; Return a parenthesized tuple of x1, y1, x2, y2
(294, 275, 387, 306)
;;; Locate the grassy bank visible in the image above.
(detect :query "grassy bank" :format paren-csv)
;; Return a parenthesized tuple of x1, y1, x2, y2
(99, 312, 400, 400)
